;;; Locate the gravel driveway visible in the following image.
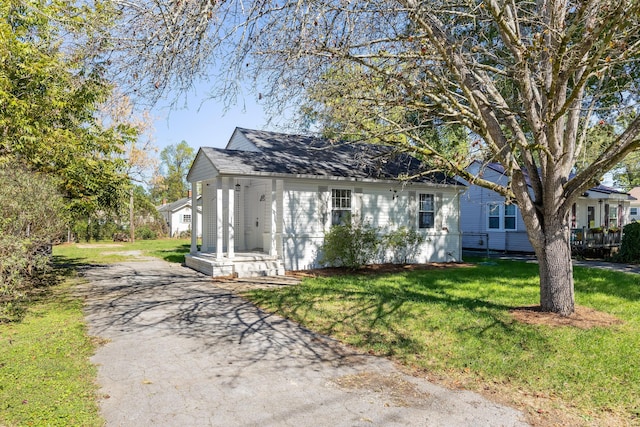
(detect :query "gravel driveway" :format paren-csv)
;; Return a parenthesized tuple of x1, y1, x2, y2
(79, 259, 529, 426)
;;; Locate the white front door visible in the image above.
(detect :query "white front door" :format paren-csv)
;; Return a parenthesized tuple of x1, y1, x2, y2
(245, 183, 266, 251)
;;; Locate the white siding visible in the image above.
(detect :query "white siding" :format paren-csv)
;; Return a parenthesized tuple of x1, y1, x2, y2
(188, 151, 218, 183)
(630, 203, 640, 222)
(280, 180, 462, 269)
(169, 206, 201, 238)
(226, 130, 260, 152)
(505, 232, 533, 252)
(630, 188, 640, 222)
(281, 180, 325, 270)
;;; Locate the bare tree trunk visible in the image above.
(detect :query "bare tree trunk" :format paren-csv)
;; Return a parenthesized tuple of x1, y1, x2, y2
(533, 217, 575, 316)
(129, 188, 135, 243)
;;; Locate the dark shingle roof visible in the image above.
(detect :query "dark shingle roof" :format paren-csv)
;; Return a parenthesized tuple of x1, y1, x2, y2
(588, 184, 633, 197)
(157, 196, 201, 213)
(200, 128, 459, 185)
(478, 161, 633, 198)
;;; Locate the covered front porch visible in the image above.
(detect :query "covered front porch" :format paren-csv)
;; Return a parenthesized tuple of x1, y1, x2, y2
(184, 175, 286, 277)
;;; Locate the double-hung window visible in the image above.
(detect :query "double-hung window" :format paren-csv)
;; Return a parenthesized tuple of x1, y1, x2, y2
(182, 214, 192, 224)
(631, 207, 638, 216)
(608, 205, 618, 228)
(331, 189, 351, 225)
(487, 203, 516, 230)
(418, 194, 435, 229)
(488, 203, 501, 229)
(504, 204, 517, 230)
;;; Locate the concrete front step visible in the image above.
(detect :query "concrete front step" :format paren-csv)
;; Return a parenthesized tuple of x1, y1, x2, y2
(234, 260, 284, 278)
(185, 253, 285, 278)
(235, 268, 285, 278)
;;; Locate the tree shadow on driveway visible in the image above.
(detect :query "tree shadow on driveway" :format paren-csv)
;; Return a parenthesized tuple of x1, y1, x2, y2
(77, 260, 367, 369)
(76, 260, 529, 427)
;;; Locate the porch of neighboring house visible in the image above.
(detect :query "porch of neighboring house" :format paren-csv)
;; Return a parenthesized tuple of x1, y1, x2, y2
(570, 227, 623, 257)
(184, 176, 286, 278)
(569, 197, 627, 257)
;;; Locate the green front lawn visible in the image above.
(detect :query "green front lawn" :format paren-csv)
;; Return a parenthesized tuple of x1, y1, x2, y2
(244, 259, 640, 426)
(53, 238, 192, 265)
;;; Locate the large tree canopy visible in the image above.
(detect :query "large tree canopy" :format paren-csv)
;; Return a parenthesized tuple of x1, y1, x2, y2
(108, 0, 640, 315)
(0, 0, 130, 216)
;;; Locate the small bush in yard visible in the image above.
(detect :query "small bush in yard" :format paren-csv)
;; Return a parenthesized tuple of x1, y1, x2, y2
(616, 221, 640, 263)
(135, 225, 157, 240)
(320, 221, 381, 269)
(383, 226, 426, 263)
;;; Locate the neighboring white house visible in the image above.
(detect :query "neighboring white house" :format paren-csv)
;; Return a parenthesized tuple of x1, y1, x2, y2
(157, 195, 202, 238)
(185, 127, 465, 277)
(460, 161, 634, 253)
(629, 187, 640, 222)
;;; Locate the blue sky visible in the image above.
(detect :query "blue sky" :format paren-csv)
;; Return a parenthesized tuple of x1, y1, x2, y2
(151, 92, 274, 152)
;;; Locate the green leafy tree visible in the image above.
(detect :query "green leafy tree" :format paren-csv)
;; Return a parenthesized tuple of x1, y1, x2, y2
(0, 0, 129, 220)
(574, 115, 640, 189)
(151, 141, 195, 203)
(109, 1, 640, 316)
(131, 185, 167, 238)
(612, 152, 640, 191)
(608, 115, 640, 190)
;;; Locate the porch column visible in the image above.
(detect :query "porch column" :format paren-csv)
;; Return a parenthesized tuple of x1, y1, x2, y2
(276, 179, 284, 257)
(216, 178, 223, 260)
(270, 179, 277, 257)
(190, 181, 198, 254)
(226, 177, 235, 259)
(269, 179, 284, 258)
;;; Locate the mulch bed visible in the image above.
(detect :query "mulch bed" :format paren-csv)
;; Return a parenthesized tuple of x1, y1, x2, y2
(510, 305, 623, 329)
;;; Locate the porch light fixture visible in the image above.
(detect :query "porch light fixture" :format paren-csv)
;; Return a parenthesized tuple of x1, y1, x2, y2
(235, 183, 241, 192)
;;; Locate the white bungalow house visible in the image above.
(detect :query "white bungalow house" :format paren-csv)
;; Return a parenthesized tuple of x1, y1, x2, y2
(185, 127, 465, 277)
(157, 194, 202, 238)
(460, 161, 635, 253)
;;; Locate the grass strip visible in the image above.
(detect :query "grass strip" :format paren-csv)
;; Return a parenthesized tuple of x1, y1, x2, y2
(0, 281, 102, 426)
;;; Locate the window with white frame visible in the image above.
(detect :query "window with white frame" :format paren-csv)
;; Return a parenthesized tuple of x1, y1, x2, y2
(331, 189, 351, 225)
(181, 214, 192, 224)
(487, 203, 516, 230)
(504, 204, 517, 230)
(631, 207, 638, 216)
(608, 205, 618, 228)
(418, 194, 435, 229)
(488, 203, 500, 229)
